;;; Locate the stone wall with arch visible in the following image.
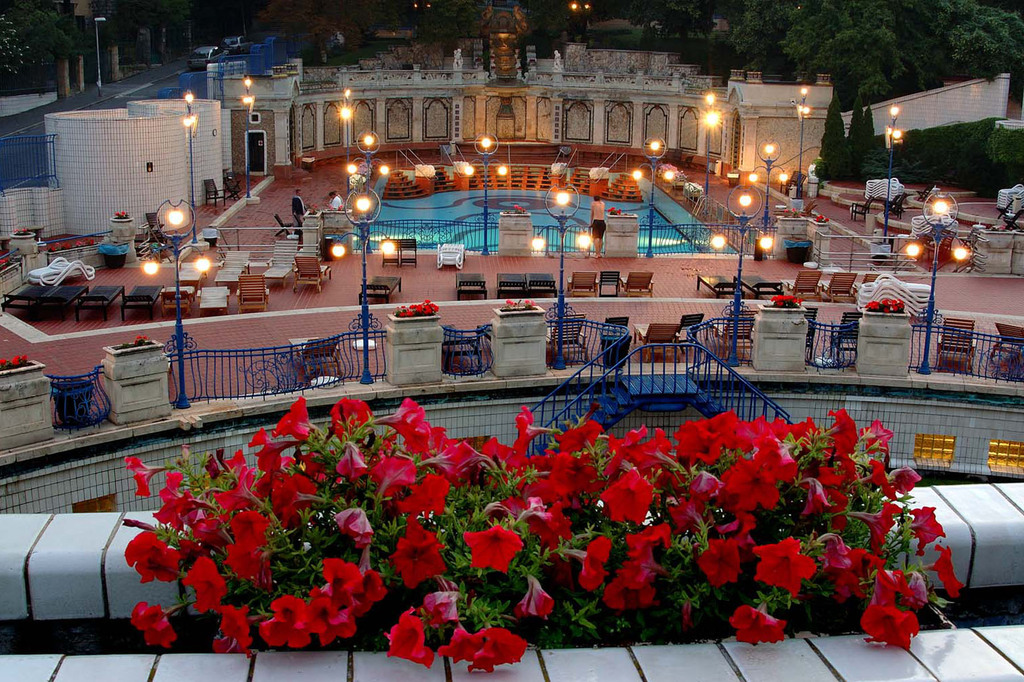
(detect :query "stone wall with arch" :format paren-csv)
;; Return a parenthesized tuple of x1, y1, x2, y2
(643, 104, 668, 143)
(423, 98, 451, 140)
(604, 101, 633, 145)
(385, 98, 412, 142)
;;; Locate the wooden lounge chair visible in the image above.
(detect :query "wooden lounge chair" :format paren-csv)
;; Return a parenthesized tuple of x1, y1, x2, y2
(853, 272, 880, 295)
(568, 271, 598, 296)
(263, 241, 298, 287)
(237, 273, 270, 313)
(160, 286, 195, 316)
(937, 317, 975, 373)
(203, 179, 226, 207)
(599, 270, 620, 297)
(991, 323, 1024, 377)
(298, 338, 345, 386)
(637, 322, 682, 362)
(620, 271, 654, 297)
(293, 255, 331, 293)
(178, 261, 210, 290)
(527, 273, 557, 298)
(782, 270, 822, 299)
(274, 214, 294, 237)
(198, 286, 230, 316)
(677, 313, 705, 338)
(215, 251, 251, 289)
(711, 311, 755, 361)
(819, 272, 858, 302)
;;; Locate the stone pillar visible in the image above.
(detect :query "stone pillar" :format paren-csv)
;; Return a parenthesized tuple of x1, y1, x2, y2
(498, 212, 533, 256)
(978, 229, 1013, 274)
(75, 55, 85, 92)
(314, 101, 324, 151)
(490, 307, 547, 377)
(667, 103, 680, 150)
(412, 96, 424, 143)
(605, 214, 639, 258)
(300, 213, 323, 256)
(856, 312, 911, 377)
(101, 344, 171, 424)
(810, 220, 832, 265)
(475, 95, 487, 136)
(0, 362, 54, 449)
(56, 58, 70, 99)
(593, 99, 605, 145)
(108, 45, 121, 82)
(385, 314, 442, 386)
(773, 217, 808, 259)
(105, 216, 138, 264)
(525, 95, 537, 140)
(9, 234, 39, 258)
(630, 99, 644, 148)
(751, 305, 808, 372)
(1012, 233, 1024, 276)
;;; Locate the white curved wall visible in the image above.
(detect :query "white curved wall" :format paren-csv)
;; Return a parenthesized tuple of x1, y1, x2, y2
(126, 99, 223, 205)
(45, 110, 187, 235)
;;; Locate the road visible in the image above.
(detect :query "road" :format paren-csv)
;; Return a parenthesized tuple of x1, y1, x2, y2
(0, 60, 189, 138)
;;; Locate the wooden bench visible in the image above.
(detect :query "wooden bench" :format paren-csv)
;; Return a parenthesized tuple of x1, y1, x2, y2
(198, 286, 231, 316)
(76, 285, 125, 321)
(203, 179, 226, 207)
(122, 285, 163, 320)
(361, 276, 401, 303)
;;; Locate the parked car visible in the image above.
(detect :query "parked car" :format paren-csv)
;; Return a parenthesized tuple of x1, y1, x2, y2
(220, 36, 252, 55)
(188, 46, 223, 70)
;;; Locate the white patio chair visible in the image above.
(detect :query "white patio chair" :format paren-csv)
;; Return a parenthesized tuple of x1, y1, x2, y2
(437, 243, 465, 270)
(27, 258, 96, 285)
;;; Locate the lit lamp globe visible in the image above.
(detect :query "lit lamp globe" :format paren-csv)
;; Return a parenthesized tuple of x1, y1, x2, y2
(380, 240, 396, 256)
(759, 235, 774, 251)
(498, 165, 508, 177)
(331, 243, 346, 258)
(645, 137, 666, 160)
(710, 234, 727, 250)
(905, 242, 923, 259)
(952, 246, 970, 261)
(357, 132, 379, 153)
(578, 233, 592, 249)
(532, 236, 546, 251)
(378, 165, 390, 176)
(663, 169, 676, 181)
(632, 169, 643, 181)
(142, 260, 159, 276)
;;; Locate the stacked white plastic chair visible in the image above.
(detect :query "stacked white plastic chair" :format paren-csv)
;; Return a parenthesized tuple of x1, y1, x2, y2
(414, 164, 435, 178)
(437, 244, 465, 269)
(589, 167, 610, 181)
(864, 178, 905, 200)
(996, 184, 1024, 210)
(26, 257, 96, 285)
(856, 274, 931, 317)
(551, 162, 567, 177)
(909, 214, 959, 239)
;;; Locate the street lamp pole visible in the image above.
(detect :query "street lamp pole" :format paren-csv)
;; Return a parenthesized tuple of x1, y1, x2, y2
(536, 186, 583, 371)
(475, 135, 498, 255)
(144, 201, 210, 410)
(703, 93, 718, 209)
(94, 17, 106, 98)
(757, 141, 780, 231)
(341, 92, 353, 198)
(183, 91, 198, 243)
(883, 106, 902, 238)
(340, 190, 382, 385)
(795, 87, 809, 199)
(636, 137, 670, 258)
(242, 77, 255, 199)
(712, 186, 764, 367)
(905, 194, 969, 375)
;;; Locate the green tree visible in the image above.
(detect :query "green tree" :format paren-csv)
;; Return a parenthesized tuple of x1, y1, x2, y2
(939, 0, 1024, 79)
(415, 0, 479, 50)
(628, 0, 711, 38)
(0, 14, 23, 73)
(847, 94, 877, 177)
(988, 127, 1024, 185)
(725, 0, 798, 73)
(260, 0, 378, 64)
(819, 91, 852, 179)
(3, 0, 77, 63)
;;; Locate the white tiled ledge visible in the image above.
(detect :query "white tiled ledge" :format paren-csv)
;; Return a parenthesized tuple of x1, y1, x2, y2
(2, 484, 1024, 622)
(3, 628, 1024, 682)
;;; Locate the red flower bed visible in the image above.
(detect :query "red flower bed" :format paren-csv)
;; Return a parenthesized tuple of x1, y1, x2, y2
(865, 298, 906, 314)
(125, 398, 961, 669)
(770, 295, 803, 309)
(0, 355, 30, 371)
(394, 300, 439, 318)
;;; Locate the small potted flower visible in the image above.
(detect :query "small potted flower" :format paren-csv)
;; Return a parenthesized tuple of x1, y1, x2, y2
(769, 294, 804, 309)
(510, 204, 528, 215)
(498, 299, 541, 313)
(113, 335, 160, 350)
(864, 298, 905, 314)
(392, 300, 440, 319)
(0, 355, 31, 374)
(112, 211, 131, 222)
(607, 207, 623, 216)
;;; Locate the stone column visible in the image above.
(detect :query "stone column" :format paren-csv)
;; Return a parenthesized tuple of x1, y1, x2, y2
(593, 99, 605, 145)
(630, 99, 644, 148)
(978, 229, 1012, 274)
(108, 46, 121, 82)
(300, 213, 323, 256)
(667, 103, 680, 150)
(490, 307, 547, 377)
(475, 95, 487, 136)
(75, 55, 85, 92)
(105, 216, 138, 264)
(1012, 233, 1024, 276)
(412, 96, 424, 143)
(605, 214, 639, 258)
(751, 305, 808, 372)
(498, 212, 533, 256)
(56, 59, 70, 99)
(0, 361, 53, 449)
(314, 101, 324, 151)
(525, 95, 537, 140)
(385, 314, 442, 386)
(856, 311, 911, 377)
(101, 344, 171, 424)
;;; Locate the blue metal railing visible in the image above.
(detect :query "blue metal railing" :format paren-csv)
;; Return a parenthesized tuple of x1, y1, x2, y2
(0, 134, 58, 193)
(545, 318, 630, 368)
(371, 220, 486, 250)
(532, 340, 790, 434)
(37, 230, 111, 247)
(687, 316, 755, 365)
(47, 366, 110, 430)
(910, 324, 1024, 383)
(806, 321, 858, 370)
(442, 325, 493, 377)
(168, 329, 387, 401)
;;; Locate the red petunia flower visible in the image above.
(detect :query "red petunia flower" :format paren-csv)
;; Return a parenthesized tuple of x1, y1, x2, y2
(131, 602, 177, 648)
(258, 595, 311, 648)
(216, 604, 252, 654)
(224, 543, 271, 588)
(370, 456, 418, 497)
(334, 507, 374, 548)
(470, 627, 528, 673)
(555, 419, 604, 453)
(422, 590, 460, 627)
(829, 409, 859, 456)
(272, 396, 311, 440)
(229, 510, 271, 550)
(514, 575, 554, 619)
(579, 535, 612, 591)
(391, 520, 447, 588)
(600, 468, 654, 523)
(182, 556, 227, 612)
(860, 604, 919, 649)
(125, 532, 181, 583)
(396, 473, 450, 517)
(753, 538, 817, 597)
(377, 398, 433, 454)
(513, 405, 549, 454)
(931, 545, 963, 597)
(910, 507, 945, 555)
(602, 569, 658, 610)
(330, 397, 373, 435)
(729, 605, 787, 644)
(124, 457, 166, 497)
(335, 441, 368, 481)
(890, 466, 921, 495)
(438, 627, 485, 665)
(386, 608, 435, 668)
(524, 499, 573, 549)
(801, 477, 831, 515)
(698, 538, 742, 587)
(464, 525, 524, 573)
(307, 590, 356, 645)
(848, 503, 901, 552)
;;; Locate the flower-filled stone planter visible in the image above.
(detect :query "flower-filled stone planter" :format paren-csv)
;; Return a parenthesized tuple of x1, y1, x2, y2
(385, 312, 443, 386)
(752, 303, 808, 372)
(856, 310, 911, 377)
(9, 232, 39, 257)
(977, 229, 1013, 274)
(605, 213, 639, 258)
(0, 359, 54, 448)
(490, 306, 547, 377)
(105, 213, 138, 265)
(498, 212, 534, 257)
(773, 216, 808, 259)
(1012, 232, 1024, 276)
(102, 341, 171, 424)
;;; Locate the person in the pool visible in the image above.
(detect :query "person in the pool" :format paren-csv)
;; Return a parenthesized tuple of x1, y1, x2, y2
(590, 195, 606, 257)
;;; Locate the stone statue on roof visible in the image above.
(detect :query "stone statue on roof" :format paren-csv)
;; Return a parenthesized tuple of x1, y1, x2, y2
(453, 49, 462, 71)
(553, 50, 563, 72)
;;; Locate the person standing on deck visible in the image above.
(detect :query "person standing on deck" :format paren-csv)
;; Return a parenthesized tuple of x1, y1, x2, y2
(590, 196, 607, 257)
(292, 188, 306, 227)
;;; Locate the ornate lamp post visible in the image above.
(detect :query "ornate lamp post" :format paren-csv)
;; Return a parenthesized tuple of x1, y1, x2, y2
(795, 87, 811, 199)
(351, 130, 389, 205)
(143, 200, 210, 409)
(340, 94, 353, 197)
(241, 77, 255, 199)
(711, 186, 765, 366)
(93, 17, 106, 97)
(182, 91, 199, 243)
(475, 134, 498, 255)
(905, 194, 970, 375)
(703, 94, 720, 209)
(334, 189, 383, 385)
(633, 137, 675, 258)
(755, 141, 781, 231)
(532, 186, 586, 371)
(883, 105, 902, 238)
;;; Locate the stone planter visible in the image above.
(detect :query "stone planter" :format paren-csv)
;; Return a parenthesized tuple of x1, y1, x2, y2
(498, 213, 533, 256)
(385, 315, 443, 386)
(979, 230, 1014, 274)
(105, 217, 137, 265)
(0, 361, 54, 449)
(809, 221, 832, 265)
(856, 311, 911, 377)
(9, 234, 39, 257)
(490, 307, 547, 377)
(1012, 232, 1024, 276)
(101, 344, 171, 424)
(751, 305, 808, 372)
(773, 217, 808, 259)
(605, 214, 639, 258)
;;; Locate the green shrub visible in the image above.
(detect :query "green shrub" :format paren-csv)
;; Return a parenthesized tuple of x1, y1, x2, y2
(988, 126, 1024, 185)
(894, 118, 1009, 196)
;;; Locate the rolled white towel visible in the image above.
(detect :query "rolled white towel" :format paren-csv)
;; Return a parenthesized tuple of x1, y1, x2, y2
(589, 166, 610, 181)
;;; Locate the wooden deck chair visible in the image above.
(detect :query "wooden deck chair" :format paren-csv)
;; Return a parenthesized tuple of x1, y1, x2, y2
(299, 338, 344, 386)
(237, 273, 270, 313)
(638, 322, 682, 362)
(293, 255, 329, 293)
(937, 317, 975, 373)
(214, 251, 250, 289)
(853, 272, 880, 295)
(819, 272, 858, 302)
(548, 317, 590, 365)
(620, 271, 654, 297)
(712, 314, 754, 362)
(782, 270, 822, 298)
(568, 271, 598, 296)
(264, 241, 298, 287)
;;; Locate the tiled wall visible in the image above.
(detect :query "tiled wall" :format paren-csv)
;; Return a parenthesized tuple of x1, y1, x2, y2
(0, 187, 65, 238)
